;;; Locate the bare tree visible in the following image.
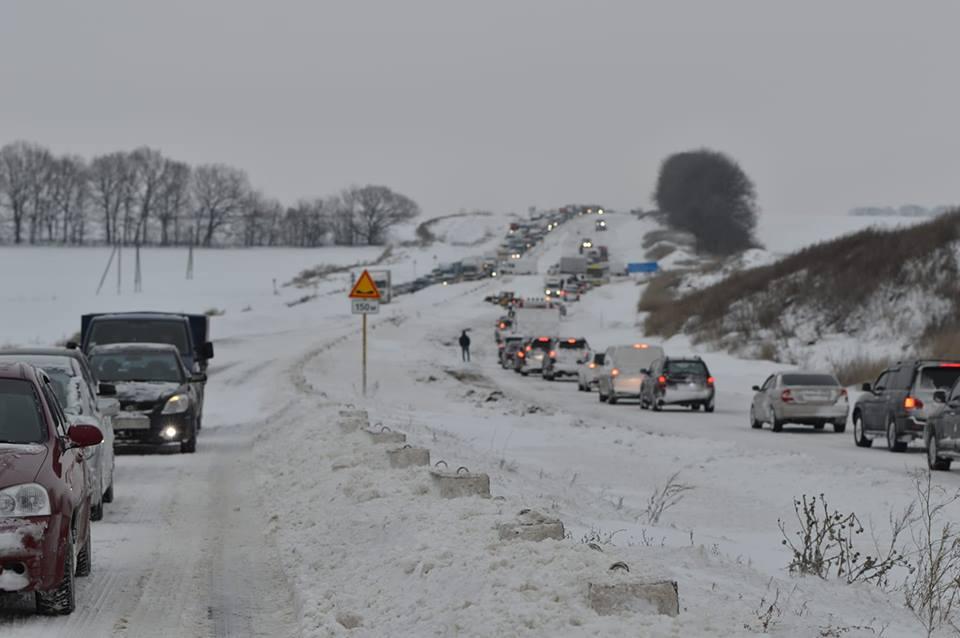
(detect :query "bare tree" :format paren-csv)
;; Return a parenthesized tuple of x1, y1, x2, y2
(89, 152, 135, 245)
(155, 160, 191, 245)
(192, 164, 250, 246)
(0, 141, 39, 244)
(240, 191, 284, 247)
(341, 185, 420, 245)
(129, 147, 166, 244)
(48, 155, 89, 244)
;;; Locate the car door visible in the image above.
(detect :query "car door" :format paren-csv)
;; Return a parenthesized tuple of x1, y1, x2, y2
(79, 372, 114, 495)
(40, 379, 85, 509)
(863, 371, 891, 432)
(753, 375, 775, 421)
(601, 348, 615, 393)
(945, 383, 960, 451)
(648, 358, 664, 401)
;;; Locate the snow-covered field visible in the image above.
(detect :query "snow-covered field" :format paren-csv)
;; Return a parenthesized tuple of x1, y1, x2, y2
(1, 209, 956, 637)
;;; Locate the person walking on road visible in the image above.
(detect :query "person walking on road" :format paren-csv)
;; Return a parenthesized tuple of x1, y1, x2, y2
(459, 329, 471, 362)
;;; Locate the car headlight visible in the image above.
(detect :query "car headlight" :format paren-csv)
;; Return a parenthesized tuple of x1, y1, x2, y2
(0, 483, 51, 517)
(161, 393, 190, 415)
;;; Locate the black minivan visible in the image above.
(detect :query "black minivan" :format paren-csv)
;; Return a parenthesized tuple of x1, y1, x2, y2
(852, 360, 960, 452)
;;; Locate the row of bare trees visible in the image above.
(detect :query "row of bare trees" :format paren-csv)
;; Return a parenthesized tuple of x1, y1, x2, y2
(0, 141, 420, 247)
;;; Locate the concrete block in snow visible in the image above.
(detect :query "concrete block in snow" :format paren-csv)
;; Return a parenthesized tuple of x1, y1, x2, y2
(386, 445, 430, 468)
(364, 427, 407, 444)
(429, 466, 490, 498)
(588, 580, 679, 617)
(498, 509, 565, 542)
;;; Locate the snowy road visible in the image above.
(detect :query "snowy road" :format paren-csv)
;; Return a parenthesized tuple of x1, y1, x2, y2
(0, 422, 300, 638)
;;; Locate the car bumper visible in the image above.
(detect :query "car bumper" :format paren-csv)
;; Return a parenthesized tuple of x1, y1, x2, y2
(611, 378, 642, 398)
(777, 404, 848, 422)
(661, 387, 714, 405)
(0, 516, 63, 592)
(550, 363, 579, 377)
(114, 412, 194, 447)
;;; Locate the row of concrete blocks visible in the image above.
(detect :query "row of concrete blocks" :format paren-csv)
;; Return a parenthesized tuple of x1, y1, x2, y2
(336, 408, 679, 617)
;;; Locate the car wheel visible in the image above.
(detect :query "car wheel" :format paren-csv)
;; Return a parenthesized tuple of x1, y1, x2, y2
(652, 400, 662, 412)
(608, 395, 618, 405)
(545, 374, 554, 381)
(886, 417, 907, 452)
(927, 432, 952, 471)
(853, 413, 872, 447)
(598, 390, 607, 403)
(75, 525, 91, 578)
(691, 404, 701, 411)
(833, 420, 846, 434)
(813, 422, 825, 431)
(772, 417, 783, 432)
(103, 482, 114, 504)
(705, 402, 715, 413)
(520, 371, 529, 377)
(181, 433, 197, 454)
(750, 407, 762, 429)
(36, 528, 76, 615)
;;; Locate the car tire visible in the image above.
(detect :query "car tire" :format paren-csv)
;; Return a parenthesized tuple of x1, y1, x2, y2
(705, 402, 715, 413)
(927, 432, 952, 471)
(833, 420, 846, 434)
(772, 417, 783, 432)
(608, 395, 618, 405)
(750, 407, 762, 429)
(853, 414, 872, 447)
(75, 525, 91, 578)
(813, 422, 825, 431)
(598, 390, 607, 403)
(36, 529, 76, 616)
(652, 400, 662, 412)
(886, 417, 907, 452)
(520, 371, 529, 377)
(90, 499, 103, 522)
(103, 482, 114, 504)
(544, 374, 554, 381)
(691, 404, 701, 411)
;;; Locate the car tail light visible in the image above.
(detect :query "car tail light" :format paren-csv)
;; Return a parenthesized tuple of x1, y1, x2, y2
(549, 350, 556, 358)
(525, 345, 532, 351)
(904, 396, 924, 410)
(499, 322, 506, 329)
(588, 363, 596, 369)
(567, 338, 577, 344)
(707, 376, 715, 387)
(940, 363, 960, 368)
(781, 389, 794, 403)
(611, 368, 620, 377)
(517, 351, 525, 359)
(538, 337, 550, 342)
(633, 343, 648, 349)
(657, 375, 667, 387)
(498, 343, 505, 349)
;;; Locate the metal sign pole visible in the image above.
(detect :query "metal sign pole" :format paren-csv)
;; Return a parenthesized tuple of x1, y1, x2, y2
(362, 313, 368, 397)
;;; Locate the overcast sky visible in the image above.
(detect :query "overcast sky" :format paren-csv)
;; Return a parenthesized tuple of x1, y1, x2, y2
(1, 1, 958, 220)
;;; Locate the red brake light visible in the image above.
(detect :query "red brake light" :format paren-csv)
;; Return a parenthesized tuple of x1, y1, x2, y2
(707, 376, 715, 386)
(549, 350, 557, 358)
(611, 368, 620, 377)
(940, 363, 960, 368)
(499, 322, 506, 329)
(781, 389, 794, 403)
(567, 338, 577, 344)
(538, 337, 550, 342)
(904, 396, 923, 410)
(657, 375, 667, 386)
(588, 363, 596, 369)
(525, 345, 532, 351)
(633, 343, 648, 349)
(517, 351, 525, 358)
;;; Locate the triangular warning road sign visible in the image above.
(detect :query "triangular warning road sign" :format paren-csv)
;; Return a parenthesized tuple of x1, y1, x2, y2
(349, 269, 381, 299)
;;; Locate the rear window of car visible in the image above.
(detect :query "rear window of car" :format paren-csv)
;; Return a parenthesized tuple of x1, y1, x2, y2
(0, 379, 46, 444)
(915, 366, 960, 394)
(530, 339, 553, 350)
(781, 374, 839, 386)
(559, 339, 587, 349)
(665, 360, 708, 376)
(613, 347, 664, 369)
(88, 319, 190, 354)
(594, 353, 606, 364)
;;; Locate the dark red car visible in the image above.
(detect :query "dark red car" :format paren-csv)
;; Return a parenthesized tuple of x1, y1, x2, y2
(0, 362, 103, 615)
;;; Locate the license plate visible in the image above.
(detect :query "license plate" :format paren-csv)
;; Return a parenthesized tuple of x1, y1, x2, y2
(115, 416, 150, 430)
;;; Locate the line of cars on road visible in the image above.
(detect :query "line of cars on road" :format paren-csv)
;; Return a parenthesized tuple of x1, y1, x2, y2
(0, 311, 213, 615)
(493, 305, 960, 474)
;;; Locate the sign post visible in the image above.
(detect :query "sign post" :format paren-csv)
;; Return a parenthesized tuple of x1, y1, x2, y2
(348, 269, 382, 397)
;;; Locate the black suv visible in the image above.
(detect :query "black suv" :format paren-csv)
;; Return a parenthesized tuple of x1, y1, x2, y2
(852, 360, 960, 452)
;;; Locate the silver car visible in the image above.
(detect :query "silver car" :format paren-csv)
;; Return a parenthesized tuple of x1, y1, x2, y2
(597, 343, 665, 404)
(750, 371, 848, 432)
(0, 351, 118, 520)
(577, 352, 605, 391)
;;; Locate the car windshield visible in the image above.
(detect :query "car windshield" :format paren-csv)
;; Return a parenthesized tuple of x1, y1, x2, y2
(559, 339, 587, 350)
(781, 373, 838, 386)
(915, 367, 960, 396)
(0, 379, 46, 444)
(0, 356, 77, 411)
(91, 351, 183, 383)
(665, 361, 708, 376)
(88, 319, 190, 354)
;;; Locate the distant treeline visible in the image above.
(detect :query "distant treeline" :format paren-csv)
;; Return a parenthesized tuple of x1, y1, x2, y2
(0, 141, 420, 248)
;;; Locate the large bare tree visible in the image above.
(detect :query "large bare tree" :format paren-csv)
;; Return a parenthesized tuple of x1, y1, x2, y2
(342, 185, 420, 245)
(191, 164, 250, 246)
(89, 152, 135, 245)
(155, 160, 191, 245)
(48, 155, 89, 244)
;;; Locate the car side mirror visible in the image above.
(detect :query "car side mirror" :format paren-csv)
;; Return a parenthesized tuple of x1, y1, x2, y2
(98, 382, 117, 397)
(200, 342, 215, 360)
(65, 341, 79, 350)
(934, 390, 947, 404)
(67, 423, 103, 448)
(191, 373, 208, 383)
(752, 385, 761, 392)
(861, 382, 872, 393)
